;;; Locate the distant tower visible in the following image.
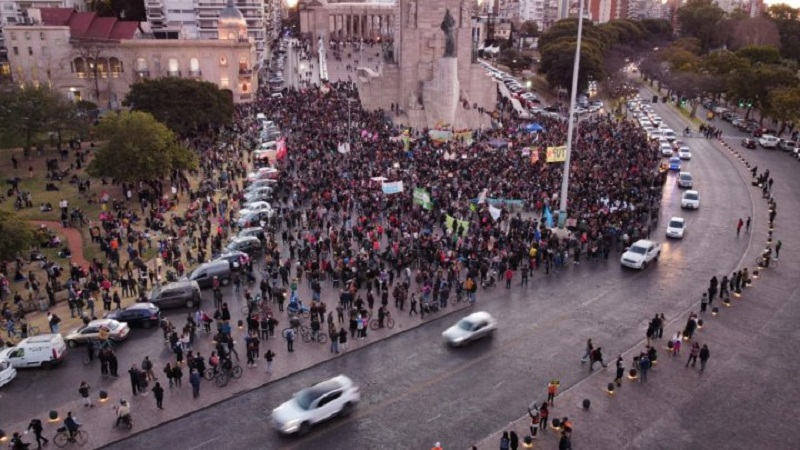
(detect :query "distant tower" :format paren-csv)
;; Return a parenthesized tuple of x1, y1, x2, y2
(218, 0, 248, 41)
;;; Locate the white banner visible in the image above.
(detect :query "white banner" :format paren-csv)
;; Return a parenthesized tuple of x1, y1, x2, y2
(337, 142, 351, 154)
(477, 188, 488, 205)
(381, 181, 404, 195)
(489, 205, 502, 221)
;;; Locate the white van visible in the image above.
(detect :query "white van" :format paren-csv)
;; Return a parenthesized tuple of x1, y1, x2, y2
(0, 334, 67, 369)
(0, 357, 17, 387)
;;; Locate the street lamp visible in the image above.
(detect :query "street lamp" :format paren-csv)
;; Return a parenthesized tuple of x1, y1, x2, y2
(557, 0, 586, 228)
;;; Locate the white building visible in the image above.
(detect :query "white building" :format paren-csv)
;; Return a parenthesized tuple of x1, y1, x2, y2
(145, 0, 267, 62)
(519, 0, 546, 29)
(0, 0, 80, 47)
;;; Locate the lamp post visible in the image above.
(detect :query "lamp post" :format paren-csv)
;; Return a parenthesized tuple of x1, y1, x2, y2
(557, 0, 586, 228)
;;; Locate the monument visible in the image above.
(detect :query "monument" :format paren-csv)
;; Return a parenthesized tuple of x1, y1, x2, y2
(298, 0, 496, 128)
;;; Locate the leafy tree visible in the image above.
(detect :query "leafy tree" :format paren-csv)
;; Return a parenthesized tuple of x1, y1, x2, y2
(677, 0, 725, 52)
(640, 19, 673, 38)
(727, 64, 798, 119)
(768, 87, 800, 133)
(0, 86, 79, 156)
(124, 78, 233, 136)
(702, 50, 749, 76)
(88, 111, 197, 183)
(735, 45, 781, 65)
(767, 4, 800, 62)
(0, 211, 36, 262)
(497, 49, 532, 71)
(519, 20, 539, 38)
(538, 39, 605, 92)
(766, 3, 798, 21)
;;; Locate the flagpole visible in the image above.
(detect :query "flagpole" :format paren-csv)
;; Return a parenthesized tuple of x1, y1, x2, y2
(557, 0, 585, 228)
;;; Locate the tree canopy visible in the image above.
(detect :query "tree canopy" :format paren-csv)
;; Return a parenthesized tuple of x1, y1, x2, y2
(0, 211, 36, 262)
(124, 78, 234, 136)
(0, 86, 82, 155)
(88, 111, 198, 183)
(677, 0, 725, 52)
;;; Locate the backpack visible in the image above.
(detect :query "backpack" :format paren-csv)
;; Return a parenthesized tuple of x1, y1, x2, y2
(464, 278, 475, 291)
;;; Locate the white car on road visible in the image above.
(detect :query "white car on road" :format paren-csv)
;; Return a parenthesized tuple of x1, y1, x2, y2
(681, 190, 700, 209)
(666, 217, 686, 239)
(271, 375, 360, 435)
(442, 311, 497, 346)
(620, 239, 661, 269)
(678, 147, 692, 160)
(0, 357, 17, 388)
(237, 201, 272, 218)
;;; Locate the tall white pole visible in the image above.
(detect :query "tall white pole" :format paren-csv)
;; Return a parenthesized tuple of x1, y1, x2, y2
(557, 0, 585, 228)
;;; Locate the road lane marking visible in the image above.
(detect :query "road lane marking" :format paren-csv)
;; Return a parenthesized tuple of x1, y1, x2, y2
(186, 437, 221, 450)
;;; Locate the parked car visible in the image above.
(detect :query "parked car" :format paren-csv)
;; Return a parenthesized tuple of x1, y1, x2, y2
(237, 201, 272, 218)
(681, 190, 700, 209)
(104, 303, 161, 328)
(65, 319, 130, 348)
(752, 128, 776, 138)
(237, 209, 274, 228)
(666, 217, 686, 239)
(189, 260, 232, 289)
(238, 227, 267, 241)
(741, 138, 757, 149)
(271, 375, 361, 435)
(226, 236, 262, 255)
(0, 334, 67, 369)
(778, 139, 797, 152)
(620, 239, 661, 270)
(442, 311, 497, 346)
(148, 280, 202, 309)
(758, 135, 780, 149)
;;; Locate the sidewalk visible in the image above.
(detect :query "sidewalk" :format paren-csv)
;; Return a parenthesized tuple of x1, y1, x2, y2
(2, 286, 474, 449)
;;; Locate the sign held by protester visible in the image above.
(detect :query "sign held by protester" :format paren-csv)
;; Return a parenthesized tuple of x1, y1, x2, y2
(381, 181, 404, 195)
(489, 205, 502, 221)
(546, 146, 567, 163)
(413, 187, 432, 210)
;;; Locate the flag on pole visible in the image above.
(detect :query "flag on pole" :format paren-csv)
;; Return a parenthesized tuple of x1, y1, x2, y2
(544, 205, 554, 228)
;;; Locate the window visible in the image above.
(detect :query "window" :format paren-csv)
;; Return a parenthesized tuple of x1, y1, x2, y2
(9, 32, 15, 40)
(189, 57, 200, 76)
(167, 57, 179, 76)
(39, 32, 45, 40)
(41, 46, 48, 57)
(220, 76, 229, 88)
(24, 31, 30, 40)
(28, 47, 33, 56)
(12, 47, 18, 56)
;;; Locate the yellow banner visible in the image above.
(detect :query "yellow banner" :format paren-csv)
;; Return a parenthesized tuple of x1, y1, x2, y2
(546, 146, 567, 163)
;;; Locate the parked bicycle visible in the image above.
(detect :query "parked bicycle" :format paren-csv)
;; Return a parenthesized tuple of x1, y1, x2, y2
(370, 312, 395, 330)
(209, 358, 243, 387)
(300, 326, 328, 344)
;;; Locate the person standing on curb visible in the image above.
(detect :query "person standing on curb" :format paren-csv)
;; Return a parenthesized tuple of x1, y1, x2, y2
(699, 344, 710, 373)
(686, 342, 700, 368)
(27, 418, 48, 449)
(614, 356, 624, 386)
(638, 353, 651, 383)
(152, 381, 164, 410)
(189, 368, 201, 398)
(78, 380, 93, 408)
(264, 349, 275, 374)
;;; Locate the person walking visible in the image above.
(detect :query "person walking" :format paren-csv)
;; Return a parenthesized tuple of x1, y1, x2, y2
(264, 349, 275, 374)
(775, 240, 782, 259)
(589, 347, 608, 371)
(141, 356, 155, 381)
(78, 380, 93, 408)
(152, 381, 164, 410)
(581, 339, 593, 363)
(164, 362, 174, 387)
(736, 218, 743, 237)
(172, 364, 183, 387)
(504, 268, 513, 289)
(339, 326, 348, 352)
(189, 368, 201, 398)
(700, 293, 709, 313)
(699, 344, 710, 373)
(539, 402, 549, 434)
(500, 431, 510, 450)
(745, 216, 751, 233)
(686, 342, 700, 368)
(108, 350, 119, 377)
(27, 418, 48, 449)
(638, 354, 651, 383)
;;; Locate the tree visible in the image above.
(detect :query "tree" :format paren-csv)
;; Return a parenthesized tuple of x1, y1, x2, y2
(727, 64, 798, 119)
(87, 111, 197, 183)
(0, 86, 79, 157)
(0, 211, 36, 262)
(497, 48, 533, 71)
(767, 4, 800, 62)
(677, 0, 725, 52)
(538, 40, 605, 92)
(519, 20, 539, 38)
(768, 87, 800, 134)
(735, 45, 781, 65)
(124, 78, 233, 136)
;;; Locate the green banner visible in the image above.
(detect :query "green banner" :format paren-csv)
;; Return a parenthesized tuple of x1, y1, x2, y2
(413, 187, 432, 210)
(445, 214, 470, 234)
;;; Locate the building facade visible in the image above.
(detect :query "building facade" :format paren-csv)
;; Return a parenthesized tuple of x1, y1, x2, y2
(5, 4, 257, 105)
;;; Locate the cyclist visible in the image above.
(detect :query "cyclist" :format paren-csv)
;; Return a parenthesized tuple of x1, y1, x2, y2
(9, 431, 30, 450)
(63, 412, 81, 440)
(114, 399, 131, 427)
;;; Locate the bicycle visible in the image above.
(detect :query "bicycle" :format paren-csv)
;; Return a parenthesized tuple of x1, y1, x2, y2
(4, 322, 40, 345)
(53, 427, 88, 447)
(300, 327, 327, 344)
(369, 313, 395, 330)
(213, 360, 243, 387)
(755, 256, 779, 268)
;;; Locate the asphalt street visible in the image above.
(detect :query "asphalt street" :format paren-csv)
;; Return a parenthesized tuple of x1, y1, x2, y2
(108, 93, 757, 449)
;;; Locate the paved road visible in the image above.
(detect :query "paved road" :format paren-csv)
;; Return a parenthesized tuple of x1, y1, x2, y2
(112, 98, 754, 449)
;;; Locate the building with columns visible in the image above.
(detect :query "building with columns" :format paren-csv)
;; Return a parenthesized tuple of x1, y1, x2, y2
(299, 0, 495, 128)
(5, 1, 258, 106)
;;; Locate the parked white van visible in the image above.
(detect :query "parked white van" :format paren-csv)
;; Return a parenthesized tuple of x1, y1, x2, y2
(0, 334, 67, 369)
(0, 357, 17, 387)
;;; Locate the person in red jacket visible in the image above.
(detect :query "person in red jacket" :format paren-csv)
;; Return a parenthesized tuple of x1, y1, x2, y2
(504, 268, 513, 289)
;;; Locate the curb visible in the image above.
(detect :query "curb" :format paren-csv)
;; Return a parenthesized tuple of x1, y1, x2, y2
(100, 301, 473, 449)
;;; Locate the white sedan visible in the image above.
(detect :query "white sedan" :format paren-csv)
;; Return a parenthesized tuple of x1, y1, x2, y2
(666, 217, 686, 239)
(620, 239, 661, 269)
(271, 375, 360, 435)
(442, 311, 497, 346)
(678, 147, 692, 160)
(237, 201, 272, 218)
(681, 190, 700, 209)
(0, 357, 17, 388)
